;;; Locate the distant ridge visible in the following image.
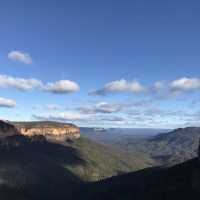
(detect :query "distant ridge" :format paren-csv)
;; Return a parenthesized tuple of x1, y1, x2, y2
(112, 126, 200, 166)
(0, 120, 200, 199)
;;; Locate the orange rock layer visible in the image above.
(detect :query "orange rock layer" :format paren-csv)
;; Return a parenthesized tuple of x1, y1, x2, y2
(18, 126, 80, 140)
(0, 120, 80, 141)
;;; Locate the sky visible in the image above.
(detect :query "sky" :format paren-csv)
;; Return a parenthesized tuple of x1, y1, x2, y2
(1, 0, 200, 128)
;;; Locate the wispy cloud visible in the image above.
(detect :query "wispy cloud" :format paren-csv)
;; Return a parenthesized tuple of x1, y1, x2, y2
(98, 116, 126, 122)
(31, 104, 199, 128)
(32, 112, 85, 121)
(8, 50, 32, 64)
(89, 79, 144, 95)
(78, 102, 129, 114)
(0, 74, 42, 91)
(33, 104, 64, 111)
(0, 97, 16, 108)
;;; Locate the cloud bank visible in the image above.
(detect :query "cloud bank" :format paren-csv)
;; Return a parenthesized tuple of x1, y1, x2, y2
(90, 77, 200, 97)
(0, 74, 80, 94)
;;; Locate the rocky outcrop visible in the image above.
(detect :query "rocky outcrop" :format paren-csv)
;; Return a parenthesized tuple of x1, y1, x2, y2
(0, 120, 19, 138)
(15, 122, 80, 141)
(19, 126, 80, 141)
(0, 121, 80, 141)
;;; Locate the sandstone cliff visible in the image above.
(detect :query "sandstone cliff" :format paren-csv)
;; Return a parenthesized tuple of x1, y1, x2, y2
(0, 120, 80, 141)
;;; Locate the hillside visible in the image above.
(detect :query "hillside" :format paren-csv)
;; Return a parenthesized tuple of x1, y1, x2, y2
(0, 121, 154, 181)
(0, 137, 153, 199)
(0, 120, 155, 200)
(63, 137, 153, 181)
(0, 121, 200, 200)
(113, 127, 200, 166)
(80, 127, 169, 145)
(0, 134, 81, 200)
(1, 130, 200, 200)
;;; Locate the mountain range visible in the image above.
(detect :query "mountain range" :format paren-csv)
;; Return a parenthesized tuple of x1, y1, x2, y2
(111, 127, 200, 166)
(0, 121, 200, 200)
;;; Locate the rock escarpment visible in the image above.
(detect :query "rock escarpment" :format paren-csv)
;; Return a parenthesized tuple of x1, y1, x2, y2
(199, 139, 200, 164)
(0, 120, 19, 138)
(0, 120, 80, 141)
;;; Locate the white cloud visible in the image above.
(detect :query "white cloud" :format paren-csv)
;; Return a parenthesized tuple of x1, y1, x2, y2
(43, 80, 80, 94)
(33, 112, 85, 121)
(90, 79, 144, 95)
(78, 102, 129, 114)
(0, 74, 80, 94)
(0, 97, 16, 108)
(8, 50, 32, 64)
(170, 77, 200, 91)
(89, 77, 200, 98)
(151, 78, 200, 99)
(0, 74, 42, 91)
(95, 102, 122, 113)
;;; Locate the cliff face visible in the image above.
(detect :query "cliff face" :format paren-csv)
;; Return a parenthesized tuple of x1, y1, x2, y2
(0, 121, 80, 141)
(17, 125, 80, 141)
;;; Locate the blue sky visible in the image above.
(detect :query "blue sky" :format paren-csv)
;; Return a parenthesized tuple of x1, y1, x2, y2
(1, 0, 200, 128)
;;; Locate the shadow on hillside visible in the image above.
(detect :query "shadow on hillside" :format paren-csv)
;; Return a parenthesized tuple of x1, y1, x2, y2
(80, 158, 200, 200)
(0, 135, 86, 200)
(0, 135, 200, 200)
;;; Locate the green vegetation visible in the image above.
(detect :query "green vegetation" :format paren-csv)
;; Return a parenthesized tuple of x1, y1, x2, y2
(112, 127, 200, 166)
(1, 122, 200, 200)
(64, 137, 154, 181)
(0, 133, 154, 199)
